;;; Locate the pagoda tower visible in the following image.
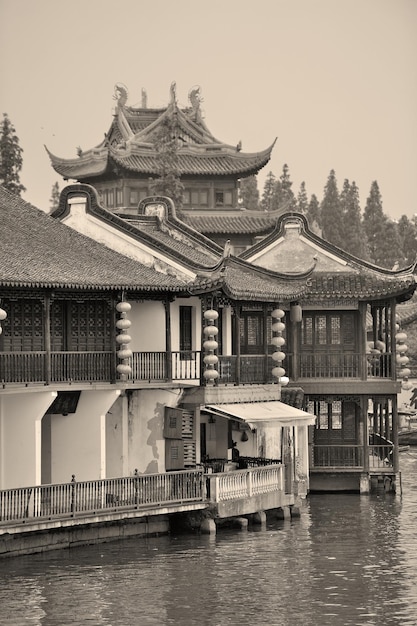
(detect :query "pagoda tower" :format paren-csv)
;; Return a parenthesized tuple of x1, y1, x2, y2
(46, 83, 275, 213)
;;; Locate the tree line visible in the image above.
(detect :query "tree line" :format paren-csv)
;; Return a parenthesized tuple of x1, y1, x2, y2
(240, 166, 417, 269)
(1, 112, 416, 270)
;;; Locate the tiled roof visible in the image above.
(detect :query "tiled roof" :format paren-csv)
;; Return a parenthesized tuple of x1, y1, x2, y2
(190, 257, 312, 302)
(46, 88, 275, 181)
(45, 146, 108, 179)
(305, 272, 416, 301)
(0, 187, 187, 292)
(124, 217, 220, 266)
(109, 146, 273, 177)
(180, 212, 279, 234)
(241, 213, 417, 302)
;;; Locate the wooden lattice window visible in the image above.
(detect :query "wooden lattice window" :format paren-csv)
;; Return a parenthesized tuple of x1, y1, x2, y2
(2, 299, 44, 351)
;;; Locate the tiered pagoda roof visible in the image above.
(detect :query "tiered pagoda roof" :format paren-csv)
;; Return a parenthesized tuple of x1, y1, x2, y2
(46, 83, 275, 181)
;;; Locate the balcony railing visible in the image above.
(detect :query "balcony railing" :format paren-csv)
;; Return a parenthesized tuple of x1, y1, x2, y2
(207, 464, 284, 502)
(0, 470, 205, 525)
(0, 350, 394, 386)
(312, 444, 394, 469)
(295, 352, 392, 379)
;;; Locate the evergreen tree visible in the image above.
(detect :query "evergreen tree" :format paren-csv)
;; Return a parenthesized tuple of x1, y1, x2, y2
(276, 163, 296, 212)
(296, 181, 309, 214)
(149, 112, 184, 208)
(0, 113, 26, 195)
(363, 181, 387, 265)
(239, 175, 259, 210)
(306, 194, 321, 233)
(49, 181, 60, 213)
(260, 171, 277, 211)
(379, 220, 404, 269)
(397, 215, 417, 266)
(341, 181, 369, 260)
(320, 170, 344, 248)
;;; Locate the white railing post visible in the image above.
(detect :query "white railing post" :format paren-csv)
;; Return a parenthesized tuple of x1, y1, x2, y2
(247, 470, 253, 497)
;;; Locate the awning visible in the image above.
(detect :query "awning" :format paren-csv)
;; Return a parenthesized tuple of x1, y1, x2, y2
(202, 401, 316, 427)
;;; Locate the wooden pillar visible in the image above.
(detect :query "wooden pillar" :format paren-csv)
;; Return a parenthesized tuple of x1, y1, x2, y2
(208, 182, 215, 209)
(44, 293, 51, 385)
(164, 298, 172, 381)
(291, 309, 299, 381)
(391, 394, 399, 473)
(263, 304, 268, 383)
(110, 293, 118, 384)
(390, 298, 397, 380)
(362, 397, 369, 472)
(235, 304, 241, 385)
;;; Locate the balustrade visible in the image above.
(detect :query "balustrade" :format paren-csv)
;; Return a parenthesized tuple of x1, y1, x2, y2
(0, 350, 394, 386)
(0, 470, 205, 525)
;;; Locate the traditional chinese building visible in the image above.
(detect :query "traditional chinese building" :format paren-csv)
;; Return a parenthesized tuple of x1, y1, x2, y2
(46, 83, 274, 216)
(0, 185, 318, 555)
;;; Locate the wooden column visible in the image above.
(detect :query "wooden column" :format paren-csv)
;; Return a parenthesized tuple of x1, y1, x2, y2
(164, 298, 172, 381)
(110, 293, 118, 384)
(263, 304, 269, 383)
(362, 397, 369, 472)
(390, 298, 397, 380)
(44, 293, 51, 385)
(235, 304, 241, 385)
(391, 395, 400, 473)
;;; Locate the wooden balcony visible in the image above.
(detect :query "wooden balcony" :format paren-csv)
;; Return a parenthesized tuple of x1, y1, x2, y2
(0, 350, 394, 387)
(311, 444, 394, 472)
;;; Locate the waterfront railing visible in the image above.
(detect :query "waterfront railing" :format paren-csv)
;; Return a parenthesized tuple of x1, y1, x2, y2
(0, 470, 205, 525)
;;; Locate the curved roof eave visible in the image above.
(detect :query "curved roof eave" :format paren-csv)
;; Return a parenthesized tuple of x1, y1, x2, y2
(45, 145, 109, 179)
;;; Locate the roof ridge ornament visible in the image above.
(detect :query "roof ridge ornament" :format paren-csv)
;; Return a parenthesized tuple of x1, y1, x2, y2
(113, 83, 128, 109)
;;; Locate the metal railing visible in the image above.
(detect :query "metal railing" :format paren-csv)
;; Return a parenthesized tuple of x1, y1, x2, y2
(0, 470, 205, 525)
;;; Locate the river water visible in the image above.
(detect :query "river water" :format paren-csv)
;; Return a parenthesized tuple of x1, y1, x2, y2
(1, 450, 417, 626)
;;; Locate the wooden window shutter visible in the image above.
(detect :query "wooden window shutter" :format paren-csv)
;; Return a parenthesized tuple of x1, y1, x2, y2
(164, 407, 183, 439)
(165, 440, 184, 471)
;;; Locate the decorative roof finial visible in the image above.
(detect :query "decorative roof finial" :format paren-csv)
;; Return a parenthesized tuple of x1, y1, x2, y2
(189, 85, 203, 121)
(113, 83, 128, 108)
(170, 81, 177, 104)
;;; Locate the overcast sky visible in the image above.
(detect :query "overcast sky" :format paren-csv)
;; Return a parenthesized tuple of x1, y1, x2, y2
(1, 0, 416, 219)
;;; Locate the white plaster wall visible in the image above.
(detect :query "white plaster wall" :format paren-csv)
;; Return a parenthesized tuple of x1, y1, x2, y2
(128, 388, 183, 475)
(64, 197, 195, 280)
(129, 301, 166, 352)
(50, 390, 120, 483)
(0, 391, 56, 489)
(105, 396, 124, 478)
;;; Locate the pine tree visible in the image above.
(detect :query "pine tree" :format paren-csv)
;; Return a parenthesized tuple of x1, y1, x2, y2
(306, 194, 321, 233)
(396, 215, 417, 266)
(363, 181, 387, 264)
(49, 181, 60, 213)
(340, 180, 369, 259)
(149, 112, 184, 208)
(260, 171, 277, 211)
(296, 181, 309, 214)
(239, 175, 259, 210)
(0, 113, 26, 195)
(320, 170, 344, 248)
(379, 220, 404, 269)
(276, 163, 296, 212)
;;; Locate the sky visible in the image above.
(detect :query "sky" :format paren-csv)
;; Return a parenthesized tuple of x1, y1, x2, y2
(1, 0, 416, 219)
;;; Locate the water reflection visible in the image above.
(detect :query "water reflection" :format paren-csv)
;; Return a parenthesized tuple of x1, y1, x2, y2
(1, 450, 417, 626)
